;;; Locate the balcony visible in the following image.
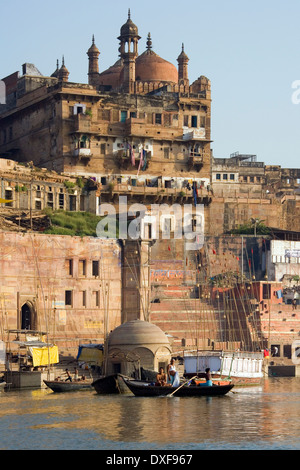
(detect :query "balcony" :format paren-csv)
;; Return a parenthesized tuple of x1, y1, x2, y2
(183, 127, 206, 141)
(72, 148, 92, 161)
(100, 183, 213, 205)
(72, 114, 91, 134)
(188, 153, 204, 171)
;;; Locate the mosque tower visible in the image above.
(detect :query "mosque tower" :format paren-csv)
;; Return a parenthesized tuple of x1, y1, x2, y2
(87, 35, 100, 86)
(177, 43, 189, 87)
(118, 9, 141, 93)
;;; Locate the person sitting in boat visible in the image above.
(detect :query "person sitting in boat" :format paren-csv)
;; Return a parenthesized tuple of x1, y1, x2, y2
(205, 368, 213, 386)
(167, 358, 180, 387)
(155, 367, 168, 386)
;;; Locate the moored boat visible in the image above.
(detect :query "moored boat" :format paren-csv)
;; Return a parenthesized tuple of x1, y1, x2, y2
(43, 379, 93, 393)
(183, 350, 264, 386)
(92, 373, 132, 394)
(122, 378, 234, 397)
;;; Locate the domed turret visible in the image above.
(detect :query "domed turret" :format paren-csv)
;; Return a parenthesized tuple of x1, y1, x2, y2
(87, 35, 100, 86)
(177, 43, 189, 86)
(58, 56, 69, 82)
(118, 9, 140, 93)
(119, 9, 139, 38)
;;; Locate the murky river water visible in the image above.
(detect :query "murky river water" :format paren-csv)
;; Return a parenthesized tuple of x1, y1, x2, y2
(0, 377, 299, 451)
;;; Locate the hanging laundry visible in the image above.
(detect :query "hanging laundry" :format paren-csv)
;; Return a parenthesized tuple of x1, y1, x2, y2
(142, 149, 147, 171)
(127, 142, 135, 167)
(192, 182, 197, 206)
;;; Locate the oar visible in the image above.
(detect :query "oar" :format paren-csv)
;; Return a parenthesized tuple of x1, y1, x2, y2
(167, 375, 198, 397)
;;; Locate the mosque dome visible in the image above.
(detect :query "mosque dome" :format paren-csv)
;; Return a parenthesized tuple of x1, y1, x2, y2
(108, 320, 170, 348)
(135, 34, 178, 83)
(119, 9, 139, 38)
(98, 58, 123, 88)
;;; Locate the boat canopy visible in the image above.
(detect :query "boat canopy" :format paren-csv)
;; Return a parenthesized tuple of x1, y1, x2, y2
(77, 344, 104, 366)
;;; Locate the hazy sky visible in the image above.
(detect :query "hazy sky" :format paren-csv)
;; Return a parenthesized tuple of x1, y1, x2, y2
(1, 0, 300, 168)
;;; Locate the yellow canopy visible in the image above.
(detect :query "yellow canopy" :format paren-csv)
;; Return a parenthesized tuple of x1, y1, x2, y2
(29, 345, 59, 367)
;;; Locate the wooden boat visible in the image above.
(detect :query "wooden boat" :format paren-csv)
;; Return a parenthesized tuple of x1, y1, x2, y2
(92, 373, 132, 394)
(122, 378, 234, 397)
(43, 379, 93, 393)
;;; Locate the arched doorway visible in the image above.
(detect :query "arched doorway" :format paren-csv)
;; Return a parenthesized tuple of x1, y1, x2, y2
(21, 302, 36, 330)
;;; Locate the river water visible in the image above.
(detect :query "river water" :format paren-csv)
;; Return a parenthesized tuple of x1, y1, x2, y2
(0, 377, 299, 451)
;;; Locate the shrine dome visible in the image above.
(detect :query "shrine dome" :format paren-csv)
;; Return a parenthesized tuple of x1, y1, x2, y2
(135, 34, 178, 84)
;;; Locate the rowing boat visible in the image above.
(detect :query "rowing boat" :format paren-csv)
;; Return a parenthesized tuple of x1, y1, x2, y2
(122, 378, 234, 397)
(92, 373, 132, 394)
(43, 379, 93, 393)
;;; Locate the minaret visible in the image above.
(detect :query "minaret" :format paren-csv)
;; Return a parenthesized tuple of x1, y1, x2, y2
(51, 59, 60, 78)
(118, 9, 140, 93)
(87, 35, 100, 86)
(177, 43, 189, 86)
(58, 56, 70, 82)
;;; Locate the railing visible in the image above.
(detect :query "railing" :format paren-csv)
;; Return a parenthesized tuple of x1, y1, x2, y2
(101, 183, 213, 200)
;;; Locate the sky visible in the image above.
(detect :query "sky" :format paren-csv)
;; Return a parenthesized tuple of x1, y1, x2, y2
(1, 0, 300, 168)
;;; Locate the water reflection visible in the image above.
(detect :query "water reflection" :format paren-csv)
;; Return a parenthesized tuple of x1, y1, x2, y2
(0, 378, 299, 449)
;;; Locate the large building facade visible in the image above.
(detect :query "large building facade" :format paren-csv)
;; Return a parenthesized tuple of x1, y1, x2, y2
(0, 13, 212, 226)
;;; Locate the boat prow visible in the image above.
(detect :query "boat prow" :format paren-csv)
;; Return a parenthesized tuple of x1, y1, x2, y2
(92, 373, 133, 394)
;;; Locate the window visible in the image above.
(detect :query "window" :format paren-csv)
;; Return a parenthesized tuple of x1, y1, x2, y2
(92, 260, 99, 277)
(155, 113, 162, 124)
(130, 111, 137, 118)
(263, 283, 271, 299)
(191, 115, 197, 128)
(183, 115, 189, 127)
(81, 291, 87, 308)
(92, 291, 100, 307)
(65, 290, 72, 306)
(100, 143, 106, 155)
(230, 174, 235, 180)
(120, 110, 127, 122)
(216, 173, 221, 180)
(59, 193, 64, 209)
(164, 148, 170, 159)
(163, 217, 172, 234)
(35, 200, 42, 210)
(66, 259, 73, 276)
(47, 193, 53, 208)
(79, 259, 86, 276)
(223, 174, 228, 180)
(4, 189, 13, 207)
(250, 176, 254, 183)
(69, 195, 76, 211)
(98, 109, 110, 121)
